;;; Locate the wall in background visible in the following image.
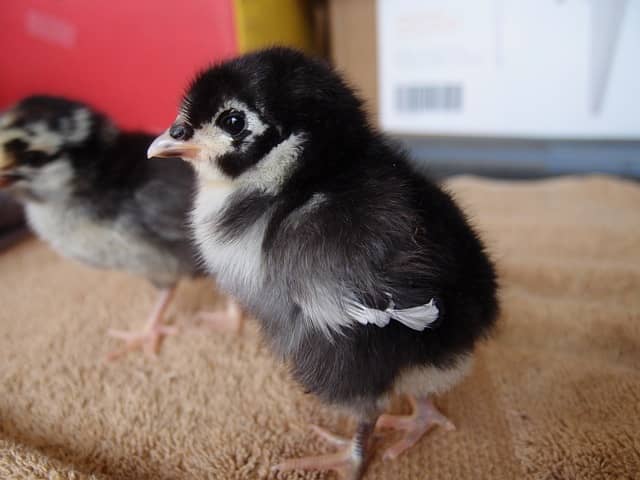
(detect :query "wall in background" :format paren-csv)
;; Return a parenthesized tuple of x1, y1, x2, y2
(330, 0, 640, 178)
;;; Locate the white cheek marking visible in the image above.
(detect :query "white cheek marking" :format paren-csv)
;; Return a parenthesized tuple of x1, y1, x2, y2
(191, 185, 266, 298)
(194, 120, 234, 159)
(190, 120, 234, 183)
(238, 133, 305, 193)
(26, 121, 63, 154)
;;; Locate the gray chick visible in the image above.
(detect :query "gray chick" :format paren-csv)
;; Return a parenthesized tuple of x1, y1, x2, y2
(0, 96, 242, 360)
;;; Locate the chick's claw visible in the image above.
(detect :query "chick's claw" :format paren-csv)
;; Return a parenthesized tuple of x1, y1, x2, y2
(310, 424, 350, 447)
(105, 287, 177, 361)
(272, 422, 373, 480)
(272, 447, 362, 480)
(376, 395, 455, 461)
(105, 324, 178, 361)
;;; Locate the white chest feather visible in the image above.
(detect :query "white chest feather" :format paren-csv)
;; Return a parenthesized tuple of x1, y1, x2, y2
(191, 186, 266, 298)
(25, 202, 180, 283)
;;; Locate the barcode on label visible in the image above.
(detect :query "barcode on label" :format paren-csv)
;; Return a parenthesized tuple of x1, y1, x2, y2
(395, 85, 463, 112)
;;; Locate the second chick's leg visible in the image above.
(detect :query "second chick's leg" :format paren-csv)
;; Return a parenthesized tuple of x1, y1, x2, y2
(194, 297, 244, 333)
(272, 421, 375, 480)
(376, 395, 455, 461)
(106, 286, 178, 361)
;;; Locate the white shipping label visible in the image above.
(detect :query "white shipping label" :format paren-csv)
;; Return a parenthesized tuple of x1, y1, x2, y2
(377, 0, 640, 138)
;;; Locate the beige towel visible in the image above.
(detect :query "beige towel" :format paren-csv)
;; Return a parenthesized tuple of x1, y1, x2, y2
(1, 175, 638, 479)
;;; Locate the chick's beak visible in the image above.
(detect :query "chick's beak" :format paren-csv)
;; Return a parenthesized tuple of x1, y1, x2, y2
(0, 175, 12, 188)
(147, 129, 201, 160)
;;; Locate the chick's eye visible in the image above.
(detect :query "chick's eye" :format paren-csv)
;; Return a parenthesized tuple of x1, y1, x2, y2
(217, 111, 246, 137)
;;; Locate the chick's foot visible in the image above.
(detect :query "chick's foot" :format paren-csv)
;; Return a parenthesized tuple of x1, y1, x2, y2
(376, 395, 455, 461)
(106, 287, 177, 361)
(272, 422, 374, 480)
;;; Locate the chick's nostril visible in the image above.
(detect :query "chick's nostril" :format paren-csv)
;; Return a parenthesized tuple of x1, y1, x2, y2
(169, 123, 192, 140)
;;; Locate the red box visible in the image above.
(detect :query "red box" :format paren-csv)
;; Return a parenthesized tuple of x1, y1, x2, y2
(0, 1, 237, 132)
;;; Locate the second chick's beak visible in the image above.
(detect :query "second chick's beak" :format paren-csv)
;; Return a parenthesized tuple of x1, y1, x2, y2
(0, 150, 18, 188)
(147, 123, 201, 160)
(0, 173, 15, 188)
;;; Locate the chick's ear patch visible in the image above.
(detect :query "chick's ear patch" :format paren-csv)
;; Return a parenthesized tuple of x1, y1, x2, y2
(235, 132, 305, 192)
(20, 121, 63, 154)
(60, 108, 92, 144)
(218, 125, 282, 179)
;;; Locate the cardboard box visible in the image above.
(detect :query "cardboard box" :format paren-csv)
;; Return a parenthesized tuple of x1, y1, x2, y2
(0, 0, 317, 132)
(377, 0, 640, 139)
(330, 0, 640, 140)
(329, 0, 378, 121)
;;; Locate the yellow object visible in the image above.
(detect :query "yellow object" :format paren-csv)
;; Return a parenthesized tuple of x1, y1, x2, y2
(233, 0, 316, 54)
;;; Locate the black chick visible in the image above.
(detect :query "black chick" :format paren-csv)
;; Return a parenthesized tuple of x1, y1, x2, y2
(149, 48, 498, 478)
(0, 96, 242, 360)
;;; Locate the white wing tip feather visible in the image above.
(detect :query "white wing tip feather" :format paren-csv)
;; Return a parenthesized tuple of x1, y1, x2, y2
(346, 296, 439, 331)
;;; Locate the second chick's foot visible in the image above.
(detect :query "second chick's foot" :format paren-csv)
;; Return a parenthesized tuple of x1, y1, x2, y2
(272, 423, 374, 480)
(106, 323, 178, 361)
(105, 287, 177, 361)
(376, 395, 455, 461)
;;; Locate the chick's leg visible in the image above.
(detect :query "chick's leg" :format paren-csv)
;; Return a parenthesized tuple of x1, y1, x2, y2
(194, 297, 244, 333)
(272, 421, 375, 480)
(106, 286, 178, 361)
(376, 395, 455, 461)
